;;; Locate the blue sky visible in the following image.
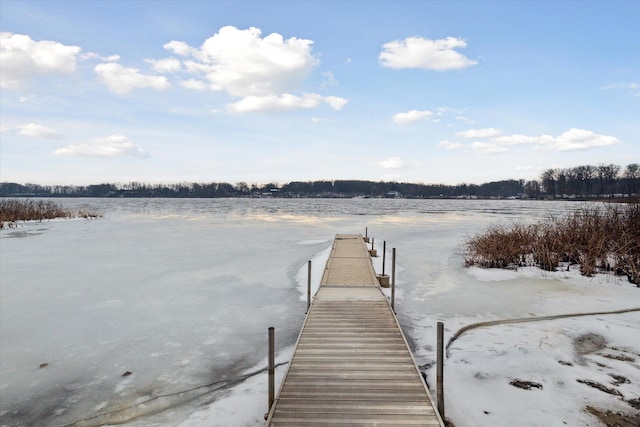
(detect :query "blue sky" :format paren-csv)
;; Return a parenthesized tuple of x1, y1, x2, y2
(1, 0, 638, 186)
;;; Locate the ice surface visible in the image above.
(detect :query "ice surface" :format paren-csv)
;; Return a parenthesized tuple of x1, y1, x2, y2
(1, 198, 638, 426)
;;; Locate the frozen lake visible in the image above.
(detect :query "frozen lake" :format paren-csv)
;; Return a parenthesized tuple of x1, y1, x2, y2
(1, 198, 638, 426)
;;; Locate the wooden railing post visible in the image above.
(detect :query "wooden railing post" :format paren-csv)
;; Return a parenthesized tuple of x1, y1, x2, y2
(391, 247, 396, 312)
(268, 327, 275, 410)
(437, 321, 445, 420)
(306, 260, 311, 313)
(382, 241, 386, 275)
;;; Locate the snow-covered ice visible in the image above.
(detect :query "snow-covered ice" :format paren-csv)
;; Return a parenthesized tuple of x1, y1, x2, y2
(1, 198, 638, 426)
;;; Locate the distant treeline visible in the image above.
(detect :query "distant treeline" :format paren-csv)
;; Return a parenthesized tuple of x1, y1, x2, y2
(532, 163, 638, 199)
(1, 163, 637, 199)
(0, 180, 527, 198)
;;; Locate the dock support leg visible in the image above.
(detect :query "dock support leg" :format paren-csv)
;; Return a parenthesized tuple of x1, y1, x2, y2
(268, 327, 275, 410)
(437, 321, 445, 421)
(391, 248, 396, 312)
(306, 260, 311, 313)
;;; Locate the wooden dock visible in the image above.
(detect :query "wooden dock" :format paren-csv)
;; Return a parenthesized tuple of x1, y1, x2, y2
(265, 234, 444, 426)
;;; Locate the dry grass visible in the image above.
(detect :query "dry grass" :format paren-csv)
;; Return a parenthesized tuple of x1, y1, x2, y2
(463, 203, 640, 285)
(0, 199, 102, 229)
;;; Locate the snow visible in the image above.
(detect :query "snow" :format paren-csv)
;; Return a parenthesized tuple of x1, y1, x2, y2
(177, 346, 294, 427)
(439, 277, 639, 427)
(1, 198, 638, 426)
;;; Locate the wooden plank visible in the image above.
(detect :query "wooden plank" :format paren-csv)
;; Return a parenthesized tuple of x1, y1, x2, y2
(265, 234, 444, 427)
(269, 413, 442, 426)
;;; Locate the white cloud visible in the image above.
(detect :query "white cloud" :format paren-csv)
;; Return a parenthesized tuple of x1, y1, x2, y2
(94, 62, 169, 95)
(445, 128, 619, 153)
(173, 26, 319, 97)
(17, 123, 62, 139)
(163, 40, 194, 56)
(227, 93, 346, 113)
(540, 128, 619, 151)
(80, 52, 98, 60)
(81, 52, 120, 62)
(489, 129, 618, 151)
(393, 109, 433, 124)
(162, 26, 344, 112)
(183, 60, 215, 74)
(179, 78, 208, 90)
(146, 57, 182, 73)
(375, 157, 405, 169)
(372, 157, 421, 170)
(0, 32, 82, 89)
(437, 140, 464, 150)
(455, 115, 475, 124)
(456, 128, 502, 139)
(471, 141, 508, 154)
(324, 96, 348, 110)
(103, 54, 121, 62)
(54, 134, 150, 158)
(379, 36, 477, 71)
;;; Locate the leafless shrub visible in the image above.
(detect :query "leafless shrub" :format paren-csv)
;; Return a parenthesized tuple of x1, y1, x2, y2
(463, 222, 534, 269)
(463, 203, 640, 285)
(0, 199, 103, 228)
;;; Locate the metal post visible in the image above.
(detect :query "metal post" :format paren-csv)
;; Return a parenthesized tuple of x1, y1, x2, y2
(382, 241, 386, 275)
(268, 327, 275, 410)
(365, 226, 368, 239)
(306, 260, 311, 314)
(391, 247, 396, 312)
(437, 322, 445, 420)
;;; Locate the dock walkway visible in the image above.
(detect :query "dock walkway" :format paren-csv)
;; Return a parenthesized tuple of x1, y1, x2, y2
(265, 234, 444, 426)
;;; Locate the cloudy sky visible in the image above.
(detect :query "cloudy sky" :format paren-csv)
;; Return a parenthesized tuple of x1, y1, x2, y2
(1, 0, 638, 186)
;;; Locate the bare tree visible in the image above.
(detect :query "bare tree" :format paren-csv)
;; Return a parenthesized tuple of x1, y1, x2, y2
(524, 180, 541, 199)
(603, 164, 621, 197)
(540, 169, 556, 197)
(624, 163, 640, 196)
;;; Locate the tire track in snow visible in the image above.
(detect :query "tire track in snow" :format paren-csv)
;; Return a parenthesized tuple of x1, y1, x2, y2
(446, 307, 640, 358)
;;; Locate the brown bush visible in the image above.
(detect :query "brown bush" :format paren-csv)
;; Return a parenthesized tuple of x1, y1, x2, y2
(463, 203, 640, 285)
(0, 199, 102, 229)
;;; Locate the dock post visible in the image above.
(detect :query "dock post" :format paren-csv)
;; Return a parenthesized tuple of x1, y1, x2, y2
(306, 260, 311, 313)
(391, 248, 396, 312)
(268, 327, 275, 410)
(437, 322, 445, 420)
(369, 237, 377, 257)
(382, 241, 386, 275)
